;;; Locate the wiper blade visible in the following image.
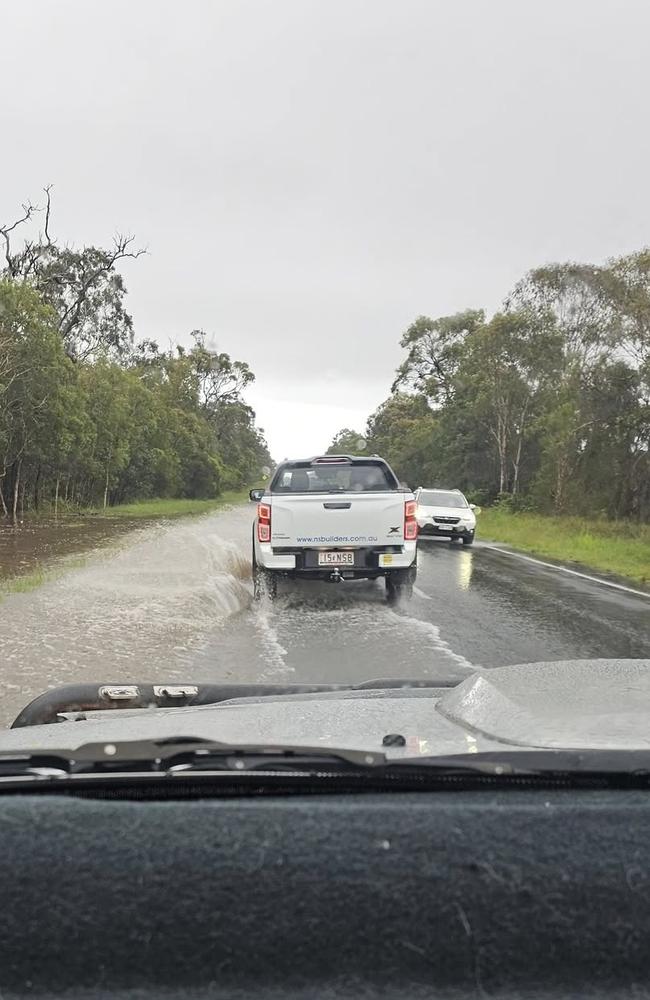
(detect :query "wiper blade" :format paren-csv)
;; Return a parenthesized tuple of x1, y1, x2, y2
(394, 749, 650, 776)
(0, 737, 389, 781)
(3, 743, 650, 788)
(0, 739, 531, 783)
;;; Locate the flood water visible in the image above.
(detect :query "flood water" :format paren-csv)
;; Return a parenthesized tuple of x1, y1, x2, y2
(0, 503, 648, 729)
(0, 515, 150, 582)
(0, 507, 252, 726)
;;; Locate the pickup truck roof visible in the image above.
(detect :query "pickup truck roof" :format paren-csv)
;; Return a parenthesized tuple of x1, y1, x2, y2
(269, 455, 401, 492)
(416, 486, 463, 494)
(282, 454, 382, 465)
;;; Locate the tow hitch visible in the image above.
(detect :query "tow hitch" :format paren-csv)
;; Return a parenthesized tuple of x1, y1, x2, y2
(330, 569, 343, 583)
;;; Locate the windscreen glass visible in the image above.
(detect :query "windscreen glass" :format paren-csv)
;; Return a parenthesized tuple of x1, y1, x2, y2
(0, 1, 648, 768)
(418, 492, 468, 508)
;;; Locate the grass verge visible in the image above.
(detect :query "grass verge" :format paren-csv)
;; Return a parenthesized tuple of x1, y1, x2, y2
(2, 568, 48, 595)
(0, 556, 89, 599)
(478, 508, 650, 586)
(86, 490, 251, 519)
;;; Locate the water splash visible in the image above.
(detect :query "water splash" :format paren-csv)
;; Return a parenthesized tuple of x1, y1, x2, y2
(0, 508, 254, 725)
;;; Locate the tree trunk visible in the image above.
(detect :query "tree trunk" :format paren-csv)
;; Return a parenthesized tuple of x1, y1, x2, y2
(54, 475, 60, 517)
(511, 442, 522, 495)
(33, 465, 41, 510)
(20, 479, 25, 520)
(103, 465, 110, 510)
(499, 451, 506, 494)
(554, 451, 570, 513)
(489, 419, 509, 495)
(12, 459, 21, 523)
(511, 405, 528, 497)
(0, 481, 7, 518)
(512, 428, 524, 496)
(496, 422, 508, 493)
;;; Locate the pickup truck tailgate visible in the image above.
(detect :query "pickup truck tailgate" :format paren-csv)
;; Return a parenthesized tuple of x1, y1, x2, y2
(270, 493, 406, 547)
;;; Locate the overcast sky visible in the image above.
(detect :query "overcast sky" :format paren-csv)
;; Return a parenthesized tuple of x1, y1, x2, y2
(3, 0, 650, 458)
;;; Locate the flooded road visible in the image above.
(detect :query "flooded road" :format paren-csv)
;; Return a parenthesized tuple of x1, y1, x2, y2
(0, 503, 648, 727)
(0, 515, 148, 582)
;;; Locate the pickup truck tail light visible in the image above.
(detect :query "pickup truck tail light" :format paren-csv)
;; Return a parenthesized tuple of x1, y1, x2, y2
(404, 499, 418, 540)
(257, 502, 271, 543)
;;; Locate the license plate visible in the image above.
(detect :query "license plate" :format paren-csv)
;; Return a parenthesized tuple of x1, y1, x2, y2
(317, 551, 354, 566)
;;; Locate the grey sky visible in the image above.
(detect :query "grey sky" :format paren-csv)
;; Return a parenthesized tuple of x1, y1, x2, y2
(3, 0, 650, 458)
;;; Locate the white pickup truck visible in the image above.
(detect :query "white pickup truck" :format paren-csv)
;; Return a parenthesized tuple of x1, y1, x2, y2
(250, 455, 418, 602)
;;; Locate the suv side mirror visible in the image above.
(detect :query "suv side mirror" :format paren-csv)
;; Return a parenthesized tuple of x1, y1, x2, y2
(249, 488, 264, 502)
(470, 504, 481, 513)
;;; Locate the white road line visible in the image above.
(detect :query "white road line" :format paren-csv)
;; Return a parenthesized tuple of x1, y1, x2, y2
(480, 543, 650, 600)
(387, 609, 475, 674)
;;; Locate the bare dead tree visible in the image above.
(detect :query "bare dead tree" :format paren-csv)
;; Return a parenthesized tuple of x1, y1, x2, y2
(43, 184, 53, 246)
(0, 200, 40, 275)
(1, 187, 58, 284)
(1, 189, 147, 360)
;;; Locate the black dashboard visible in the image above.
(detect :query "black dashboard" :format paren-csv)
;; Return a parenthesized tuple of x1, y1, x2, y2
(1, 787, 649, 997)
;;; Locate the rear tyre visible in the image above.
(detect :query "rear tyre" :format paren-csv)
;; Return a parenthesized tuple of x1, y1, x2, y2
(265, 571, 278, 599)
(449, 535, 460, 544)
(252, 533, 278, 600)
(253, 564, 278, 600)
(252, 546, 262, 601)
(253, 563, 263, 601)
(386, 570, 414, 604)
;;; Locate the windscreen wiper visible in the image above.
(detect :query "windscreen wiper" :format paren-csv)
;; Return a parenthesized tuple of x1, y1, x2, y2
(0, 737, 390, 781)
(2, 741, 650, 790)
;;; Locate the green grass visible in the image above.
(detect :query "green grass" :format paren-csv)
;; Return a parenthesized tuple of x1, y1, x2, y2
(478, 508, 650, 586)
(86, 490, 251, 519)
(0, 555, 89, 599)
(1, 568, 48, 595)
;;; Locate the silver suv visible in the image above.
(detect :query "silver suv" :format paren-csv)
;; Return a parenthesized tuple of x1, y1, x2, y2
(414, 488, 477, 545)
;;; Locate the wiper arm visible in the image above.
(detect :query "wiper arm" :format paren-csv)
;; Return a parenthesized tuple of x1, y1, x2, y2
(0, 737, 389, 782)
(178, 746, 650, 778)
(3, 742, 650, 788)
(0, 739, 529, 783)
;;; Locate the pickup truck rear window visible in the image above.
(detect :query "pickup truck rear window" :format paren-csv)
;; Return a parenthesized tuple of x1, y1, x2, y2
(271, 461, 398, 493)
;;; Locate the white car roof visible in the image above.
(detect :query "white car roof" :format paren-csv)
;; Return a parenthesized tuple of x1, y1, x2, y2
(418, 487, 465, 496)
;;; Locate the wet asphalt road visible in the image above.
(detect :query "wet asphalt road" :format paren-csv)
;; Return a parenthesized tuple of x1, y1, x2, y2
(206, 533, 650, 688)
(0, 504, 648, 726)
(166, 506, 650, 691)
(413, 538, 649, 667)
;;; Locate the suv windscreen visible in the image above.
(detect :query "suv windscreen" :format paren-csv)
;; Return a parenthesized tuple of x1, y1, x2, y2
(418, 491, 468, 508)
(271, 461, 397, 493)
